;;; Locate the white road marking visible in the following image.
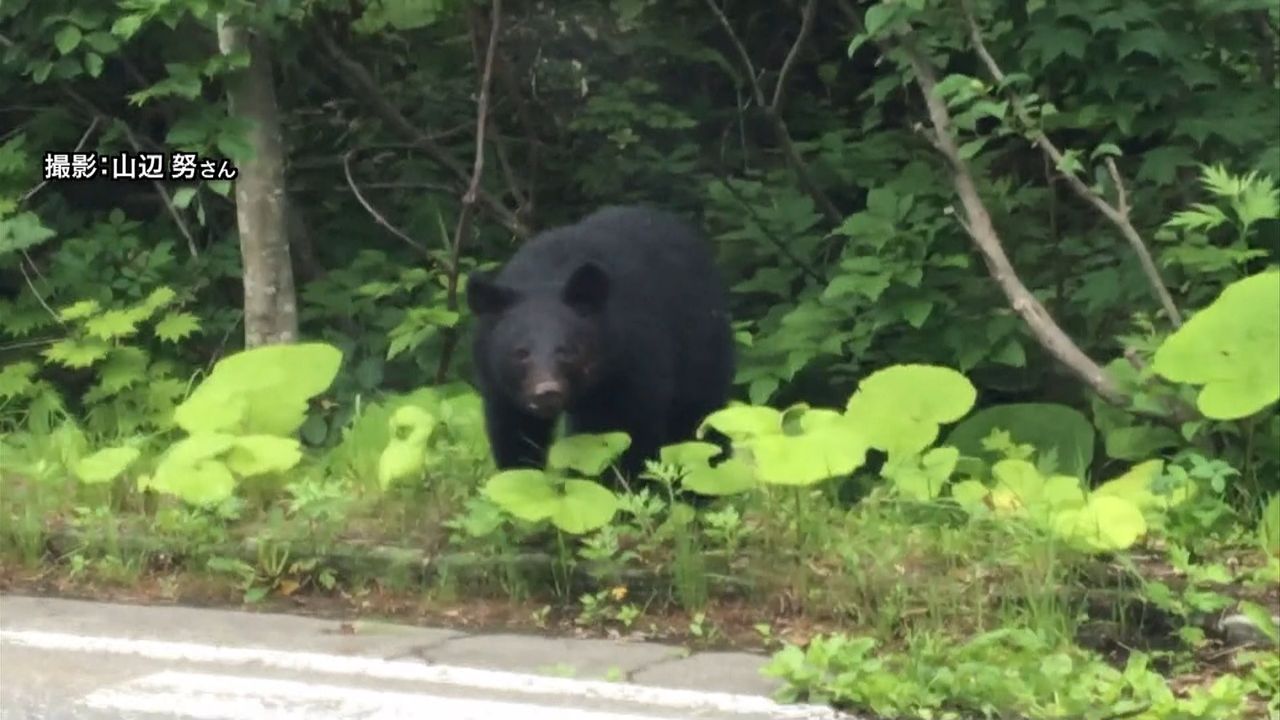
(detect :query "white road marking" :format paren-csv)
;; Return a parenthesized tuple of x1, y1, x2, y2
(82, 670, 682, 720)
(0, 629, 844, 719)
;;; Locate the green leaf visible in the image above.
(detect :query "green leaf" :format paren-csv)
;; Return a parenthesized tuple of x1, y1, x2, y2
(946, 403, 1095, 478)
(747, 414, 867, 486)
(1095, 459, 1192, 511)
(951, 479, 990, 513)
(154, 312, 201, 342)
(888, 446, 959, 501)
(377, 405, 436, 489)
(55, 25, 82, 54)
(42, 338, 111, 369)
(225, 435, 303, 477)
(1152, 271, 1280, 419)
(171, 187, 197, 209)
(483, 469, 560, 522)
(900, 299, 933, 328)
(864, 3, 905, 35)
(958, 138, 987, 160)
(846, 364, 977, 456)
(662, 442, 756, 496)
(57, 299, 101, 322)
(84, 52, 103, 78)
(0, 361, 38, 400)
(551, 479, 621, 534)
(147, 434, 239, 505)
(1103, 425, 1181, 461)
(174, 342, 343, 435)
(700, 404, 783, 441)
(0, 211, 57, 253)
(83, 31, 119, 53)
(1053, 495, 1148, 551)
(548, 432, 631, 476)
(73, 446, 140, 484)
(1091, 143, 1122, 160)
(84, 309, 141, 340)
(111, 14, 144, 39)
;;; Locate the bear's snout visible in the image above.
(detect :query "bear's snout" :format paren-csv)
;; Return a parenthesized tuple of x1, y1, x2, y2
(525, 378, 566, 416)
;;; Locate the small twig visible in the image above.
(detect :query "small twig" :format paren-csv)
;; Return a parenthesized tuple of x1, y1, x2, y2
(772, 0, 819, 113)
(341, 148, 432, 258)
(704, 0, 843, 223)
(435, 0, 502, 384)
(116, 125, 201, 258)
(18, 259, 63, 326)
(21, 117, 99, 204)
(957, 0, 1182, 327)
(714, 175, 826, 284)
(315, 23, 528, 238)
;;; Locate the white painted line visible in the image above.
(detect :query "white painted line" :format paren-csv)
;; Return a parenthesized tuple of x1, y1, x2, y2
(0, 629, 845, 719)
(83, 670, 681, 720)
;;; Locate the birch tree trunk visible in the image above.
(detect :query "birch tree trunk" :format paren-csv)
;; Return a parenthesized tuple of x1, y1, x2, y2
(217, 10, 298, 348)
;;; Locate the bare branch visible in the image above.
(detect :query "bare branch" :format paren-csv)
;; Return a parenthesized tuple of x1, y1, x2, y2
(341, 148, 432, 258)
(958, 0, 1183, 327)
(435, 0, 503, 384)
(772, 0, 819, 113)
(315, 24, 528, 238)
(704, 0, 843, 223)
(21, 117, 99, 203)
(121, 125, 201, 258)
(18, 258, 63, 327)
(898, 35, 1127, 404)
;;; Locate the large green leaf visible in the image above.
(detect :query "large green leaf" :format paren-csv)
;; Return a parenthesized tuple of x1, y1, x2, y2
(1152, 271, 1280, 419)
(1053, 495, 1148, 551)
(846, 364, 976, 456)
(661, 441, 757, 496)
(482, 470, 619, 533)
(225, 435, 303, 477)
(483, 470, 560, 522)
(548, 432, 631, 476)
(73, 446, 140, 485)
(174, 342, 343, 435)
(700, 405, 784, 441)
(945, 403, 1095, 477)
(551, 479, 621, 534)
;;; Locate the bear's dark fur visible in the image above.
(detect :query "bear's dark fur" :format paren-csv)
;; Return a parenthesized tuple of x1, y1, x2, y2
(466, 205, 735, 481)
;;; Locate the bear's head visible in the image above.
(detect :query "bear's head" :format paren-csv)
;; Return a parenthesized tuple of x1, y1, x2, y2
(466, 262, 609, 418)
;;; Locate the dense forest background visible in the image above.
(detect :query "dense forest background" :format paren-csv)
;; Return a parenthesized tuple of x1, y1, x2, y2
(2, 1, 1279, 717)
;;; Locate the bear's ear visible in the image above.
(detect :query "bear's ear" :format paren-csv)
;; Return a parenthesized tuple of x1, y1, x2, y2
(562, 262, 610, 313)
(466, 273, 518, 316)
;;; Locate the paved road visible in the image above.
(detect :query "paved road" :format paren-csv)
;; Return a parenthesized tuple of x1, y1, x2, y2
(0, 595, 850, 720)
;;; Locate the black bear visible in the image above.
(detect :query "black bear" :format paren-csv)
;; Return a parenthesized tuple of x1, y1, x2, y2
(466, 205, 735, 482)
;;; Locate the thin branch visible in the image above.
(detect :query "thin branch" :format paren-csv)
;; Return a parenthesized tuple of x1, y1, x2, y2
(714, 174, 826, 284)
(341, 147, 432, 258)
(435, 0, 502, 384)
(21, 117, 99, 203)
(958, 0, 1183, 327)
(772, 0, 819, 113)
(894, 30, 1127, 404)
(314, 23, 528, 239)
(18, 259, 63, 327)
(119, 125, 201, 258)
(703, 0, 843, 223)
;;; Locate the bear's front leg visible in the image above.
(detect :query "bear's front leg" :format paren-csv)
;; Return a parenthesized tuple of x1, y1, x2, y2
(483, 396, 555, 470)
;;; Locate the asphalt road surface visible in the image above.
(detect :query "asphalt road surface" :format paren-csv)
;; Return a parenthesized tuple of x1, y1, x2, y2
(0, 595, 850, 720)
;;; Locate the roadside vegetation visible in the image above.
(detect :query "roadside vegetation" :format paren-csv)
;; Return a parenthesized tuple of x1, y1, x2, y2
(2, 0, 1278, 718)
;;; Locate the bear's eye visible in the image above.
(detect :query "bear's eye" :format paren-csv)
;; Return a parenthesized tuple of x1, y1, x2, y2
(555, 344, 578, 359)
(514, 347, 531, 362)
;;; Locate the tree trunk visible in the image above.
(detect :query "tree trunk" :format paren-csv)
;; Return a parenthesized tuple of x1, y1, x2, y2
(217, 10, 298, 348)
